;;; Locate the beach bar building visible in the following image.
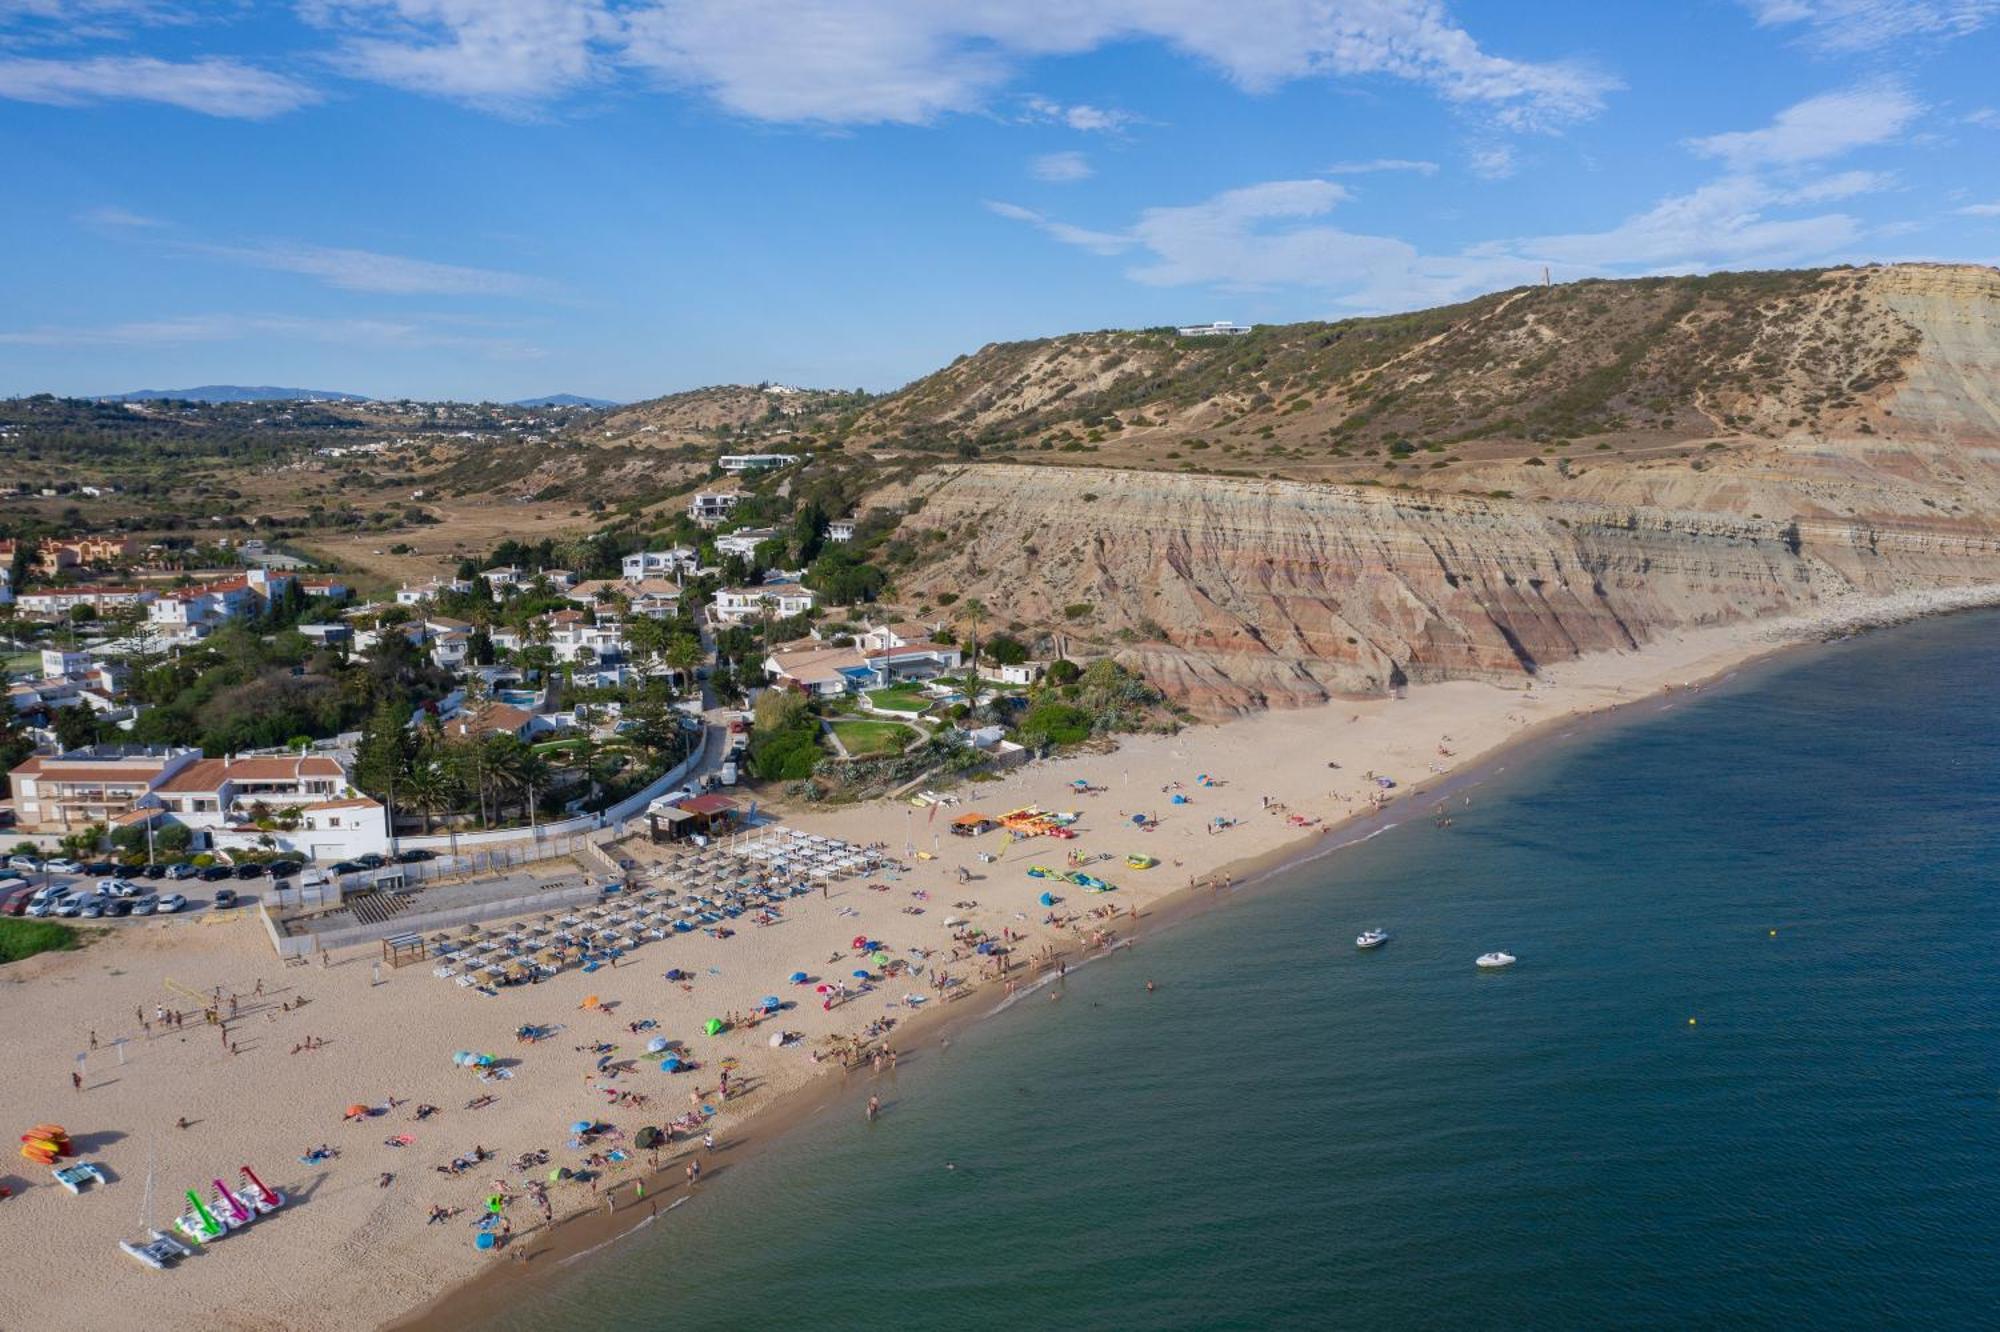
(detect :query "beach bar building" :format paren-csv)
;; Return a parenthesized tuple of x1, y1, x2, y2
(950, 812, 998, 837)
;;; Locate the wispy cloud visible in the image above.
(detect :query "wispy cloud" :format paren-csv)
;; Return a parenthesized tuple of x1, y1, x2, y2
(1467, 143, 1518, 179)
(1687, 84, 1920, 168)
(188, 241, 553, 297)
(302, 0, 617, 112)
(1741, 0, 1998, 51)
(1324, 158, 1439, 175)
(0, 54, 320, 117)
(1031, 150, 1093, 182)
(75, 204, 164, 229)
(1023, 95, 1139, 134)
(622, 1, 1617, 130)
(983, 200, 1130, 255)
(1955, 201, 2000, 215)
(0, 311, 544, 358)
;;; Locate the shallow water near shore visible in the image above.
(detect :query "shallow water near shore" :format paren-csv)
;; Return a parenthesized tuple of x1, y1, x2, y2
(480, 612, 2000, 1330)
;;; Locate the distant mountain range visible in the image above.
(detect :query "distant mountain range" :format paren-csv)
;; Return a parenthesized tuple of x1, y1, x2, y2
(510, 393, 619, 408)
(104, 385, 372, 403)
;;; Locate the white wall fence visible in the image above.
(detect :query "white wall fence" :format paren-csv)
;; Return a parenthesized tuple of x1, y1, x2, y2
(262, 877, 608, 957)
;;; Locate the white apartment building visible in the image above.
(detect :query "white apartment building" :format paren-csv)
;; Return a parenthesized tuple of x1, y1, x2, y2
(711, 584, 817, 624)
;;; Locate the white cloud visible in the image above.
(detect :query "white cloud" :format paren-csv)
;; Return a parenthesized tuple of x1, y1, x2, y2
(1956, 201, 2000, 215)
(190, 241, 551, 296)
(1031, 150, 1093, 182)
(1967, 107, 1999, 127)
(1741, 0, 1997, 51)
(993, 162, 1887, 312)
(622, 1, 1617, 129)
(983, 200, 1131, 255)
(1467, 142, 1517, 179)
(0, 54, 320, 117)
(1023, 95, 1139, 133)
(1498, 175, 1864, 269)
(1323, 157, 1439, 175)
(1687, 85, 1920, 168)
(76, 205, 164, 228)
(302, 0, 617, 108)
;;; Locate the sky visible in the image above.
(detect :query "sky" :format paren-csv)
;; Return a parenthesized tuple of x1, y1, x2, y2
(1, 1, 1997, 402)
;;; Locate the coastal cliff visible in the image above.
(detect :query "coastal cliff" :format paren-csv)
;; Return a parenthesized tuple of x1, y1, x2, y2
(854, 264, 2000, 715)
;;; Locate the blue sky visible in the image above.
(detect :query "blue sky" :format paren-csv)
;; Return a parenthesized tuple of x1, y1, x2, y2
(2, 1, 1997, 402)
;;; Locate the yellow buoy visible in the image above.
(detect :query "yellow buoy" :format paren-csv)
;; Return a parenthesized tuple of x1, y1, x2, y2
(1769, 929, 1777, 937)
(1687, 1017, 1697, 1026)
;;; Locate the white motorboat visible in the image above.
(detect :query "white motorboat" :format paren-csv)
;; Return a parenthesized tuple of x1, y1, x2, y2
(1355, 929, 1391, 949)
(1475, 951, 1517, 969)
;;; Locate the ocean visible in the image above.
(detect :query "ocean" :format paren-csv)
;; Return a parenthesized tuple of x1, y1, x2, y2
(483, 612, 2000, 1330)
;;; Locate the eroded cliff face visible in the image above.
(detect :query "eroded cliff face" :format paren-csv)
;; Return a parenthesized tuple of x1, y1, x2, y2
(887, 464, 2000, 715)
(862, 266, 2000, 716)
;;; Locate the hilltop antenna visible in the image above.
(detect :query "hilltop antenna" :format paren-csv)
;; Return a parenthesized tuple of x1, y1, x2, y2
(1542, 266, 1551, 288)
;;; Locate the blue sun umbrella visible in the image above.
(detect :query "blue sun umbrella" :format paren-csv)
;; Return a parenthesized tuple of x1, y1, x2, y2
(571, 1120, 593, 1134)
(646, 1036, 669, 1054)
(663, 1055, 685, 1072)
(788, 971, 808, 984)
(1038, 891, 1056, 907)
(759, 995, 781, 1010)
(851, 969, 870, 979)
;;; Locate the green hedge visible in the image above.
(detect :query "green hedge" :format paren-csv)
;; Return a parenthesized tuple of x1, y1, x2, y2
(0, 920, 81, 965)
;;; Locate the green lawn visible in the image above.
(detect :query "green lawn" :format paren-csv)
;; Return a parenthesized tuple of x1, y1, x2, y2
(830, 719, 916, 757)
(3, 651, 40, 677)
(865, 685, 930, 713)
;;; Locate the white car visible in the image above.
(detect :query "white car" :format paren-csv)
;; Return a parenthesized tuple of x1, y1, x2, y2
(130, 894, 160, 916)
(154, 893, 188, 914)
(44, 858, 83, 875)
(24, 892, 68, 918)
(55, 892, 99, 918)
(8, 855, 43, 874)
(97, 878, 142, 898)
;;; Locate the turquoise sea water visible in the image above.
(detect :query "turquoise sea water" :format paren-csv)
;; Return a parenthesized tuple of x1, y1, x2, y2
(487, 613, 2000, 1330)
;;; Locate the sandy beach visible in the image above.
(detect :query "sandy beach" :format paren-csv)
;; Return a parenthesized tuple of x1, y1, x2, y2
(4, 584, 1996, 1332)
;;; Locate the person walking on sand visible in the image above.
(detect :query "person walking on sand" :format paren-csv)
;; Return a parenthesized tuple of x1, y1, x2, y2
(72, 1070, 83, 1093)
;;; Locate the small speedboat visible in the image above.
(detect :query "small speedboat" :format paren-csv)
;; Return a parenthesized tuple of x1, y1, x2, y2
(1475, 952, 1517, 969)
(1356, 929, 1391, 950)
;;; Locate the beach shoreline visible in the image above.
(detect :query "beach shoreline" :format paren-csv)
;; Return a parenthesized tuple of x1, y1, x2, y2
(383, 582, 2000, 1330)
(5, 585, 1997, 1332)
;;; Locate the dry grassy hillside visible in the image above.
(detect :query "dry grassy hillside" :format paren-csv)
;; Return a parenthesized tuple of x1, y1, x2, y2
(848, 266, 1993, 491)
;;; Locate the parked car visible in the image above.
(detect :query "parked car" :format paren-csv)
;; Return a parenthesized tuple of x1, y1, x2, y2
(77, 897, 108, 919)
(103, 898, 134, 918)
(97, 879, 142, 898)
(234, 862, 267, 879)
(24, 888, 71, 918)
(164, 863, 196, 880)
(8, 854, 44, 873)
(155, 893, 188, 914)
(212, 887, 239, 909)
(0, 887, 34, 917)
(141, 862, 171, 879)
(83, 861, 119, 876)
(55, 892, 98, 918)
(43, 858, 83, 875)
(356, 853, 387, 870)
(130, 894, 160, 916)
(268, 862, 301, 878)
(328, 861, 364, 876)
(197, 865, 233, 882)
(394, 849, 435, 864)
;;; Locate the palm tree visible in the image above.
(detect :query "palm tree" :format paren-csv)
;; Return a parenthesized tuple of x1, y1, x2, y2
(482, 734, 531, 822)
(401, 759, 452, 834)
(959, 597, 987, 691)
(665, 633, 704, 693)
